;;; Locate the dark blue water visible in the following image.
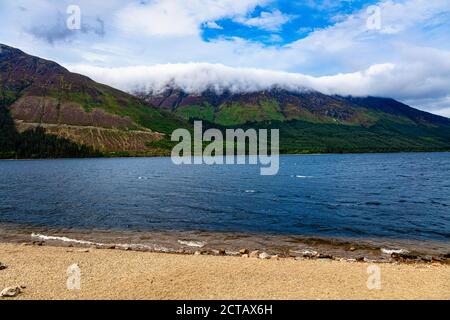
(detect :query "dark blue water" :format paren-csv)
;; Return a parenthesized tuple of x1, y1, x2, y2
(0, 153, 449, 243)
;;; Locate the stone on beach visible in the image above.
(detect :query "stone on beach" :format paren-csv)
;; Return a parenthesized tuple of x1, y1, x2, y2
(432, 256, 446, 263)
(356, 257, 366, 262)
(317, 254, 333, 259)
(249, 250, 260, 258)
(1, 286, 22, 298)
(391, 252, 418, 261)
(259, 252, 270, 260)
(301, 250, 318, 258)
(0, 262, 7, 270)
(239, 249, 249, 255)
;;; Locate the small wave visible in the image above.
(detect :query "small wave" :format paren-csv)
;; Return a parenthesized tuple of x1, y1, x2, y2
(291, 249, 318, 256)
(381, 248, 410, 255)
(178, 240, 206, 248)
(31, 233, 170, 252)
(32, 233, 95, 245)
(244, 190, 257, 193)
(293, 175, 313, 179)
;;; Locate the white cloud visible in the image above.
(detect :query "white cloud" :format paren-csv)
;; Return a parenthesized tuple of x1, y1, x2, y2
(287, 0, 450, 66)
(115, 0, 269, 36)
(234, 9, 291, 31)
(69, 63, 310, 94)
(267, 34, 283, 42)
(67, 56, 450, 106)
(205, 21, 223, 30)
(435, 107, 450, 117)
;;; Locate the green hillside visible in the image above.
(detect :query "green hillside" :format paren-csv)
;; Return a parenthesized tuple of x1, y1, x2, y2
(143, 90, 450, 154)
(0, 44, 189, 158)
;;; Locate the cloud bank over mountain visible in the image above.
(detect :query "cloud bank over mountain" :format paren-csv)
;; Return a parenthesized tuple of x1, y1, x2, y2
(69, 55, 450, 107)
(1, 0, 449, 116)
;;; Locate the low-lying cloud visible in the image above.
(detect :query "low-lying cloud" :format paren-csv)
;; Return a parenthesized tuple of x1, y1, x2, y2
(68, 61, 450, 114)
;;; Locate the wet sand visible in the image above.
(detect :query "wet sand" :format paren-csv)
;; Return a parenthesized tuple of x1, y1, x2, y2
(0, 243, 449, 300)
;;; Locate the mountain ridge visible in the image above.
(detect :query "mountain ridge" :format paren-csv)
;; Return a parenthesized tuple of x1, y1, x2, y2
(1, 43, 450, 157)
(138, 87, 450, 127)
(137, 87, 450, 153)
(0, 44, 187, 157)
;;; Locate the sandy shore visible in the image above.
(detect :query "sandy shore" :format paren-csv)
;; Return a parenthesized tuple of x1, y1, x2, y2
(0, 243, 449, 300)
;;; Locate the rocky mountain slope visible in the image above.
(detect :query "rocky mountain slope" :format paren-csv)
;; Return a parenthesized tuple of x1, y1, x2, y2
(0, 44, 186, 157)
(141, 88, 450, 127)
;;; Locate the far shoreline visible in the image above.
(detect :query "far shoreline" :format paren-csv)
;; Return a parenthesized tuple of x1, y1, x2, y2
(1, 149, 450, 161)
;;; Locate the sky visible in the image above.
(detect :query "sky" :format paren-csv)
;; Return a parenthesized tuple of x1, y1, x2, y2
(0, 0, 449, 117)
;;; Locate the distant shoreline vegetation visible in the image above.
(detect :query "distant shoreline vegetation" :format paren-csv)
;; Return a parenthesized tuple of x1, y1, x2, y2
(2, 145, 450, 160)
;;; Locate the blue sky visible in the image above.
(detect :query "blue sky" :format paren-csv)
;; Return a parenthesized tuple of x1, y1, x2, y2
(202, 0, 380, 45)
(0, 0, 449, 117)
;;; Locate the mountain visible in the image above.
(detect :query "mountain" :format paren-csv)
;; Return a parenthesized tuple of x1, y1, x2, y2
(139, 89, 450, 153)
(142, 88, 450, 127)
(1, 43, 450, 158)
(0, 44, 187, 158)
